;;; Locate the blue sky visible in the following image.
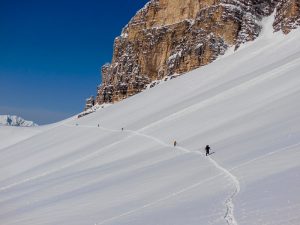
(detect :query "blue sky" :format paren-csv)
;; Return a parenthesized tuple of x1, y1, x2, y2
(0, 0, 149, 124)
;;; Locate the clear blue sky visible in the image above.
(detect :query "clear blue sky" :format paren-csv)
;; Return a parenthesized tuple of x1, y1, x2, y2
(0, 0, 149, 125)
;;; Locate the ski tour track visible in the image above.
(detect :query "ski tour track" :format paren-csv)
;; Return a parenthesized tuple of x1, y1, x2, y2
(1, 121, 299, 225)
(2, 48, 300, 224)
(90, 125, 241, 225)
(0, 122, 240, 225)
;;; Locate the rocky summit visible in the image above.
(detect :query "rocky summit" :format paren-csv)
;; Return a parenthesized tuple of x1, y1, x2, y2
(86, 0, 300, 109)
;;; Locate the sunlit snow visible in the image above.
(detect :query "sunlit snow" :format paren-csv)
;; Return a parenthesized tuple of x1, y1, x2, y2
(1, 16, 300, 225)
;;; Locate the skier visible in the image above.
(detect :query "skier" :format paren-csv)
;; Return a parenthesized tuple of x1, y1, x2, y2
(205, 145, 210, 156)
(97, 124, 99, 127)
(174, 141, 177, 147)
(122, 127, 124, 131)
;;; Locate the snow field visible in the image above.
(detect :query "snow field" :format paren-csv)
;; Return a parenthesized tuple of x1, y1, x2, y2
(1, 16, 300, 225)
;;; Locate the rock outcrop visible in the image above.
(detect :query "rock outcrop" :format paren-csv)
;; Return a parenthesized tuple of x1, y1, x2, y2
(274, 0, 300, 33)
(84, 96, 95, 111)
(85, 0, 300, 109)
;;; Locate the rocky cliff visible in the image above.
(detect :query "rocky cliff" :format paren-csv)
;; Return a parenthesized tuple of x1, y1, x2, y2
(87, 0, 300, 108)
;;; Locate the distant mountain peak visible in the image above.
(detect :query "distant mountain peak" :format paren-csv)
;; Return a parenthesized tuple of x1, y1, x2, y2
(0, 115, 38, 127)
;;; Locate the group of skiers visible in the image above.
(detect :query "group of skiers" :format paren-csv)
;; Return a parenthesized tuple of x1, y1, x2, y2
(120, 128, 211, 156)
(174, 140, 211, 156)
(77, 123, 212, 156)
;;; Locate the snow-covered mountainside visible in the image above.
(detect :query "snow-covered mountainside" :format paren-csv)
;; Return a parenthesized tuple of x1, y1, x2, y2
(90, 0, 300, 108)
(0, 126, 41, 150)
(1, 17, 300, 225)
(0, 115, 38, 127)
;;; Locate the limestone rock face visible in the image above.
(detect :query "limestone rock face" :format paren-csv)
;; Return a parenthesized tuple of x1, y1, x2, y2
(274, 0, 300, 33)
(89, 0, 300, 107)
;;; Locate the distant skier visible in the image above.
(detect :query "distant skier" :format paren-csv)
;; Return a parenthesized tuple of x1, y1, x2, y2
(174, 141, 177, 147)
(98, 124, 99, 127)
(205, 145, 210, 156)
(122, 128, 124, 131)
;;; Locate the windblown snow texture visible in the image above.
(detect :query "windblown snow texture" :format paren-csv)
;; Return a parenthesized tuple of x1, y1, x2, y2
(1, 16, 300, 225)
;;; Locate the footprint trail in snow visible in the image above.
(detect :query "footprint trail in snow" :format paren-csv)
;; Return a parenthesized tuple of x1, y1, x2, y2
(94, 124, 241, 225)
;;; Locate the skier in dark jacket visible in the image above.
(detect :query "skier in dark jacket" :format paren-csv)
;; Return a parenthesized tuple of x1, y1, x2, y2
(205, 145, 210, 156)
(174, 141, 177, 147)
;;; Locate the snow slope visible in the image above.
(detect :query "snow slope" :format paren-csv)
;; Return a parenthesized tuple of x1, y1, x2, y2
(1, 18, 300, 225)
(0, 126, 41, 150)
(0, 116, 75, 150)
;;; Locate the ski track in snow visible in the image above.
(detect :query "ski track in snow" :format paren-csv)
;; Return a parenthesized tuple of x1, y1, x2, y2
(0, 132, 137, 192)
(0, 123, 239, 225)
(2, 122, 299, 225)
(3, 54, 298, 204)
(229, 142, 300, 172)
(94, 172, 224, 225)
(78, 124, 240, 225)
